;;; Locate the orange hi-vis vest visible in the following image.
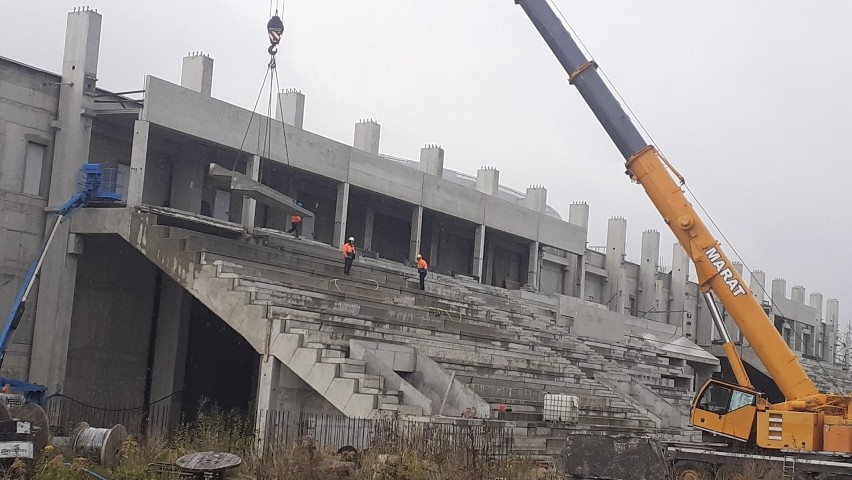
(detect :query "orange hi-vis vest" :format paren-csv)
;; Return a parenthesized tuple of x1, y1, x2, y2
(343, 243, 355, 258)
(290, 215, 302, 223)
(417, 258, 428, 270)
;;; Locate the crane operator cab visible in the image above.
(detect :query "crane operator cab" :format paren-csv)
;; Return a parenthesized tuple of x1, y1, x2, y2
(692, 378, 761, 443)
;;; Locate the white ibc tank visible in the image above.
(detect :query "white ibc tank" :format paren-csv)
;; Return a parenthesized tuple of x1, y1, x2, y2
(543, 394, 579, 423)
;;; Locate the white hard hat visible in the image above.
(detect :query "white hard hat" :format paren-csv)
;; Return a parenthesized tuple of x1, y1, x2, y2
(348, 237, 355, 242)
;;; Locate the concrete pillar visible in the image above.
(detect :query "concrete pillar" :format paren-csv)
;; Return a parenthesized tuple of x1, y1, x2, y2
(827, 299, 840, 364)
(475, 167, 499, 196)
(254, 354, 281, 452)
(148, 276, 191, 436)
(333, 182, 350, 248)
(126, 120, 150, 206)
(354, 119, 380, 155)
(181, 52, 214, 97)
(750, 270, 767, 304)
(363, 203, 375, 251)
(46, 7, 101, 206)
(638, 229, 660, 320)
(525, 185, 547, 213)
(409, 206, 423, 262)
(568, 202, 589, 298)
(472, 225, 486, 282)
(527, 241, 541, 290)
(605, 217, 627, 313)
(420, 145, 444, 177)
(276, 89, 305, 129)
(568, 202, 590, 229)
(429, 220, 440, 269)
(170, 145, 206, 214)
(791, 285, 806, 304)
(771, 278, 787, 303)
(484, 241, 495, 287)
(30, 7, 101, 393)
(241, 155, 261, 232)
(670, 243, 689, 330)
(810, 292, 824, 320)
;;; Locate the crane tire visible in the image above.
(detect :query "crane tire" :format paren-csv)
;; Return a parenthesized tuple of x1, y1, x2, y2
(672, 460, 712, 480)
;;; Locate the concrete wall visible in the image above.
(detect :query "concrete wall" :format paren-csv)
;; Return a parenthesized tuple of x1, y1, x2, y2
(64, 235, 158, 405)
(0, 59, 60, 380)
(140, 77, 586, 255)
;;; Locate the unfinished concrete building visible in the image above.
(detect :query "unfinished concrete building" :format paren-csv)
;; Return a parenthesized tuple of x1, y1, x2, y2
(0, 8, 847, 453)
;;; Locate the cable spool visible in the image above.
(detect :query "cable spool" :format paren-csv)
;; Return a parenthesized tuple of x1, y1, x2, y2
(70, 422, 127, 466)
(9, 403, 49, 453)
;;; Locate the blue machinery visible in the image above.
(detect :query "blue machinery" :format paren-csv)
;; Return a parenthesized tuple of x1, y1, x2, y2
(0, 164, 121, 404)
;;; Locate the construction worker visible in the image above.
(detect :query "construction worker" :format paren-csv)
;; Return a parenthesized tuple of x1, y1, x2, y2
(416, 254, 428, 291)
(342, 237, 356, 275)
(286, 203, 303, 237)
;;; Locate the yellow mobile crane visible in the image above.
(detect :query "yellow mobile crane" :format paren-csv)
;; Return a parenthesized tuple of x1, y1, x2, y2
(512, 0, 852, 478)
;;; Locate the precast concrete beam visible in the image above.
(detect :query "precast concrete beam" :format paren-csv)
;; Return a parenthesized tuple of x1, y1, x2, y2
(207, 163, 312, 218)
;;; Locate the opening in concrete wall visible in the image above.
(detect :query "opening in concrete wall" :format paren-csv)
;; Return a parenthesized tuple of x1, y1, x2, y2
(181, 299, 257, 422)
(482, 229, 530, 289)
(421, 211, 476, 277)
(353, 192, 413, 264)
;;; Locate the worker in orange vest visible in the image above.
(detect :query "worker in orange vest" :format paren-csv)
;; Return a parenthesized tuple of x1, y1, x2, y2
(342, 237, 356, 275)
(286, 203, 303, 238)
(416, 254, 428, 291)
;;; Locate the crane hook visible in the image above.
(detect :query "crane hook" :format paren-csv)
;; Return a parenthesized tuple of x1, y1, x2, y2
(267, 12, 284, 56)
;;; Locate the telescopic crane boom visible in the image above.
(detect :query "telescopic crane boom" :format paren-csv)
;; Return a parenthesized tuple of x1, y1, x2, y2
(515, 0, 850, 452)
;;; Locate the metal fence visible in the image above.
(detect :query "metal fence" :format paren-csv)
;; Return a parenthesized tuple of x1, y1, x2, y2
(43, 393, 175, 437)
(43, 397, 514, 462)
(262, 410, 514, 460)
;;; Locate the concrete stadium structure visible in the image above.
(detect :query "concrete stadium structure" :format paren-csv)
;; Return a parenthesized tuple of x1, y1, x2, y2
(1, 8, 848, 453)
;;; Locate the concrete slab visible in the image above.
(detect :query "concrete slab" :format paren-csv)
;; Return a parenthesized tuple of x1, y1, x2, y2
(208, 164, 313, 218)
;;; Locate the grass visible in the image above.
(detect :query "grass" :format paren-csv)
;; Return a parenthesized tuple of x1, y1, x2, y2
(0, 410, 552, 480)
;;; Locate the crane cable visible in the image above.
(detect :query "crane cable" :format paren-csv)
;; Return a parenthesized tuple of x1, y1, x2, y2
(230, 5, 292, 173)
(549, 0, 844, 394)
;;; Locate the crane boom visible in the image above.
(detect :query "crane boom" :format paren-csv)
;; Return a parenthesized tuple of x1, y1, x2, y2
(514, 0, 818, 401)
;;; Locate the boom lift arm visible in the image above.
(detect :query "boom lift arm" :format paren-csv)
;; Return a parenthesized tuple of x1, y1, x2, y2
(515, 0, 850, 450)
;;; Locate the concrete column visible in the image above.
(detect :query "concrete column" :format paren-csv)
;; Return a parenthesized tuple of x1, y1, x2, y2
(363, 204, 375, 251)
(527, 241, 541, 290)
(771, 278, 787, 303)
(409, 206, 423, 262)
(333, 182, 350, 248)
(254, 354, 281, 452)
(170, 145, 206, 214)
(181, 52, 214, 97)
(810, 292, 824, 320)
(568, 202, 590, 229)
(792, 285, 806, 304)
(475, 167, 499, 196)
(472, 225, 486, 282)
(810, 292, 824, 358)
(750, 270, 767, 304)
(276, 89, 305, 129)
(639, 229, 660, 320)
(826, 299, 840, 364)
(525, 185, 547, 213)
(568, 202, 590, 298)
(148, 276, 191, 436)
(484, 241, 495, 286)
(126, 120, 150, 206)
(30, 7, 101, 393)
(605, 217, 627, 313)
(670, 243, 689, 329)
(46, 7, 101, 206)
(420, 145, 444, 177)
(429, 220, 440, 269)
(354, 119, 380, 155)
(241, 155, 261, 232)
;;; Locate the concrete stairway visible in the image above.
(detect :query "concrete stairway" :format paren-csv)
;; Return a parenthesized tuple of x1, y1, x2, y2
(72, 208, 703, 439)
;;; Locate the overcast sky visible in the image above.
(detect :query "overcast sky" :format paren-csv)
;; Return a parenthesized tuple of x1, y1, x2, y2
(3, 1, 850, 331)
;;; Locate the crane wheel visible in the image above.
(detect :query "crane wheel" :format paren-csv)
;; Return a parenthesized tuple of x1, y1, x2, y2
(713, 463, 748, 480)
(672, 460, 712, 480)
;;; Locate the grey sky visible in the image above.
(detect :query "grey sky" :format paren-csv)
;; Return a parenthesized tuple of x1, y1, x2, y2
(4, 1, 850, 331)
